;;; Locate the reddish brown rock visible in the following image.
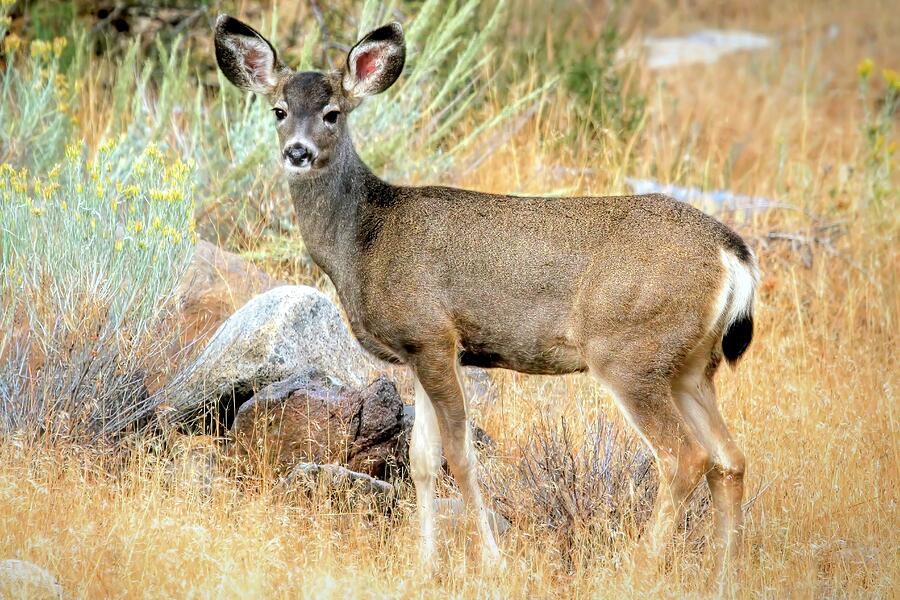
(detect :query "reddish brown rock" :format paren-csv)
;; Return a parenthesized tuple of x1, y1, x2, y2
(230, 371, 405, 477)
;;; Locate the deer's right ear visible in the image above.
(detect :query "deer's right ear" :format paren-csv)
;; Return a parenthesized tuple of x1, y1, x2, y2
(214, 15, 288, 96)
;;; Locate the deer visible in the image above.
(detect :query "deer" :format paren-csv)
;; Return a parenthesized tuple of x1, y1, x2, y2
(214, 14, 759, 578)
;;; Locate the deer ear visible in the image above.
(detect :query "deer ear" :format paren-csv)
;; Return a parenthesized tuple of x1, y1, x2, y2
(343, 23, 406, 98)
(215, 15, 288, 96)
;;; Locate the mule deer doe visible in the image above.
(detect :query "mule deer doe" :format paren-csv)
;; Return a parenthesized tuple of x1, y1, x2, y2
(215, 15, 759, 576)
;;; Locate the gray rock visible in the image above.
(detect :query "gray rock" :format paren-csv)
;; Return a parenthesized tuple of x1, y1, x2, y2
(0, 560, 63, 599)
(641, 30, 774, 70)
(159, 285, 381, 424)
(277, 462, 395, 499)
(275, 462, 396, 515)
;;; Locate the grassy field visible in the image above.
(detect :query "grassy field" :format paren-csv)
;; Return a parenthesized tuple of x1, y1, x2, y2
(0, 0, 897, 597)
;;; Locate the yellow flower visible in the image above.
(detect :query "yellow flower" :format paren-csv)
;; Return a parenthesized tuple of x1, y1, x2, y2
(132, 220, 143, 234)
(152, 217, 161, 230)
(1, 0, 16, 8)
(149, 187, 184, 202)
(31, 207, 44, 217)
(65, 142, 80, 162)
(30, 39, 52, 61)
(123, 185, 140, 199)
(0, 16, 12, 29)
(52, 36, 67, 58)
(75, 183, 83, 194)
(114, 239, 124, 252)
(3, 33, 21, 54)
(883, 68, 900, 90)
(146, 144, 165, 164)
(47, 164, 61, 180)
(888, 141, 897, 156)
(41, 181, 59, 198)
(90, 217, 96, 230)
(163, 159, 191, 183)
(857, 58, 874, 79)
(98, 138, 116, 155)
(60, 201, 67, 210)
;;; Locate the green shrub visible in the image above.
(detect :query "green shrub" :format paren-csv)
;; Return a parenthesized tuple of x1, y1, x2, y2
(0, 31, 72, 168)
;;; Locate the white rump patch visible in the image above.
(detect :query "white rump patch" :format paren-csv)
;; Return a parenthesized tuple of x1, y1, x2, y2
(710, 247, 760, 337)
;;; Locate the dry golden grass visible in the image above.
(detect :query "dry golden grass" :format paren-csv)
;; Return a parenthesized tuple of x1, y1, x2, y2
(1, 1, 897, 597)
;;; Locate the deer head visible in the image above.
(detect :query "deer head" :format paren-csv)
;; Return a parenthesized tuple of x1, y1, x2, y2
(214, 15, 405, 177)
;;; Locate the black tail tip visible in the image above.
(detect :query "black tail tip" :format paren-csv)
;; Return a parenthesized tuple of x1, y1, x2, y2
(722, 315, 754, 364)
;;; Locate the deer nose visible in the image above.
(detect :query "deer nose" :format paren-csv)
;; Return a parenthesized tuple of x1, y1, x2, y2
(284, 142, 316, 168)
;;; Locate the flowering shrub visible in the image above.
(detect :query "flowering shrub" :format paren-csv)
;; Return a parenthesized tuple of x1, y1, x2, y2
(856, 58, 898, 209)
(0, 138, 195, 438)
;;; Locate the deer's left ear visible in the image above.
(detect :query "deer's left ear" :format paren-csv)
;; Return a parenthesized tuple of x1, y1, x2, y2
(343, 23, 406, 98)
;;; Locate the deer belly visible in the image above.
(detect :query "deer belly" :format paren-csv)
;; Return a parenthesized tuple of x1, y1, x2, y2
(458, 336, 586, 375)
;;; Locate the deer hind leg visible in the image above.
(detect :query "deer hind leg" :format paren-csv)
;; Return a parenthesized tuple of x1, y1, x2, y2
(671, 362, 746, 576)
(593, 363, 710, 562)
(412, 344, 501, 568)
(410, 376, 442, 570)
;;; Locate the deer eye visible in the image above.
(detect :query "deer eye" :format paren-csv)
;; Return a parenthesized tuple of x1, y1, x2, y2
(323, 109, 340, 125)
(272, 108, 287, 121)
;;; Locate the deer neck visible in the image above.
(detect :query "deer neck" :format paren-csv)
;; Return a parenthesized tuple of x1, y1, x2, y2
(287, 134, 384, 288)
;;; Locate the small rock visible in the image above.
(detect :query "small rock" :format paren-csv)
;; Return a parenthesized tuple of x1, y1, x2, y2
(0, 559, 63, 600)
